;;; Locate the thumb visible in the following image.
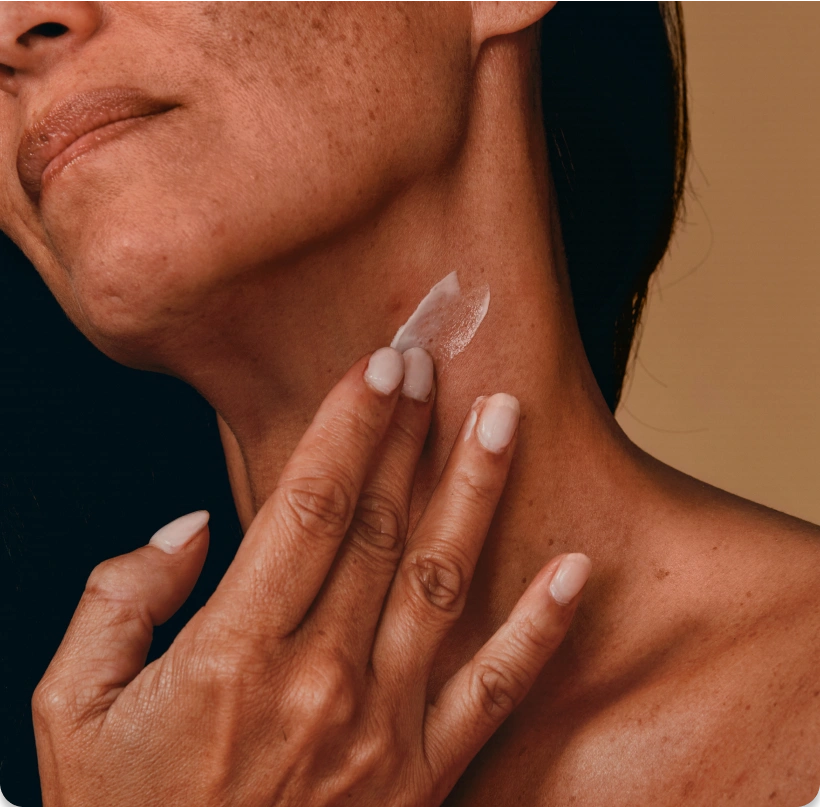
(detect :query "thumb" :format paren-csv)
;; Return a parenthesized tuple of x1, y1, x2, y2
(36, 511, 210, 722)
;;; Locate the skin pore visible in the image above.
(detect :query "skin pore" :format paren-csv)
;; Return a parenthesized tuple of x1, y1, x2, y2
(2, 3, 820, 804)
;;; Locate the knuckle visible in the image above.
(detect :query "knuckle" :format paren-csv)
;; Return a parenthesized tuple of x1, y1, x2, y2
(32, 676, 78, 726)
(277, 474, 354, 542)
(292, 655, 359, 729)
(390, 418, 423, 455)
(82, 560, 153, 641)
(451, 466, 501, 506)
(403, 549, 468, 614)
(84, 557, 133, 600)
(512, 615, 562, 656)
(329, 405, 383, 449)
(195, 623, 273, 689)
(330, 716, 402, 798)
(348, 491, 406, 560)
(317, 406, 383, 460)
(349, 728, 393, 782)
(201, 646, 265, 690)
(472, 659, 529, 720)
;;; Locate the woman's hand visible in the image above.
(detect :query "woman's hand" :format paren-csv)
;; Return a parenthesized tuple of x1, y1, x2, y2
(32, 346, 591, 807)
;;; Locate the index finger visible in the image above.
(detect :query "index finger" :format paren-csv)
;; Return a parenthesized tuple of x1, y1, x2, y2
(213, 347, 406, 637)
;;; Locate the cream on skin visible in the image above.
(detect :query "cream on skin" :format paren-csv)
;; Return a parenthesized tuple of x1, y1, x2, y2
(390, 271, 490, 373)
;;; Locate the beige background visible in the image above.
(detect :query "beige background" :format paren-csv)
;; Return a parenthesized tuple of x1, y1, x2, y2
(615, 2, 820, 525)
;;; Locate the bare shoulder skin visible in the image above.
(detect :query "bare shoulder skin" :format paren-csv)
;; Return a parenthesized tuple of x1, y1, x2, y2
(444, 462, 820, 807)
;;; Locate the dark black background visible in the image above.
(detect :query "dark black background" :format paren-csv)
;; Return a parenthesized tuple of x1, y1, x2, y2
(0, 232, 243, 806)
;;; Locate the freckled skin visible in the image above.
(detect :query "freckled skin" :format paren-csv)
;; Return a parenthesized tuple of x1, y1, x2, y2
(0, 2, 470, 364)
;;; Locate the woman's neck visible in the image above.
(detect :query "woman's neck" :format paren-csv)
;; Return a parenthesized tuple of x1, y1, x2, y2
(167, 36, 673, 694)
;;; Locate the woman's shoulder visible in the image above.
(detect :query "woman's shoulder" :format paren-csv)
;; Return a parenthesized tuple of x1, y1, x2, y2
(651, 458, 820, 591)
(665, 472, 820, 645)
(639, 467, 820, 725)
(560, 482, 820, 806)
(667, 478, 820, 732)
(687, 477, 820, 604)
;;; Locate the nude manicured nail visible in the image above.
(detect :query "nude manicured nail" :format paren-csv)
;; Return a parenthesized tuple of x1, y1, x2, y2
(401, 347, 434, 401)
(476, 393, 520, 453)
(549, 553, 592, 605)
(149, 511, 210, 554)
(364, 347, 404, 395)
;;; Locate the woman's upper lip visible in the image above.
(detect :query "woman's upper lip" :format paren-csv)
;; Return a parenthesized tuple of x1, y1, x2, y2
(17, 87, 179, 202)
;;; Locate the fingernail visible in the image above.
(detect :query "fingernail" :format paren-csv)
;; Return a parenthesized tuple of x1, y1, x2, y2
(476, 393, 520, 453)
(401, 347, 434, 401)
(149, 511, 210, 554)
(364, 347, 404, 395)
(549, 553, 592, 605)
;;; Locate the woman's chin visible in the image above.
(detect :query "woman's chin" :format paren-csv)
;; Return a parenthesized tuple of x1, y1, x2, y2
(54, 241, 220, 372)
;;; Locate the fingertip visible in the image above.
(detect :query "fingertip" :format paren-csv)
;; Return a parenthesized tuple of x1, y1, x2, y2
(475, 393, 520, 454)
(148, 510, 210, 555)
(401, 347, 435, 402)
(364, 347, 405, 396)
(548, 552, 592, 606)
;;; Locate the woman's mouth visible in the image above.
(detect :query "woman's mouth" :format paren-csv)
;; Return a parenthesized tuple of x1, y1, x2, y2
(17, 86, 179, 203)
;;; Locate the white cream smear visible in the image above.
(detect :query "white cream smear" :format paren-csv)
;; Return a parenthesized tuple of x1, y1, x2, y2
(390, 271, 490, 372)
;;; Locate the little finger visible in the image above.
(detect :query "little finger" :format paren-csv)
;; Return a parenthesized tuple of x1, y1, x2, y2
(423, 553, 592, 789)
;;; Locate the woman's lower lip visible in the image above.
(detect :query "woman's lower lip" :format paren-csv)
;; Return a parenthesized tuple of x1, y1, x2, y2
(40, 112, 166, 195)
